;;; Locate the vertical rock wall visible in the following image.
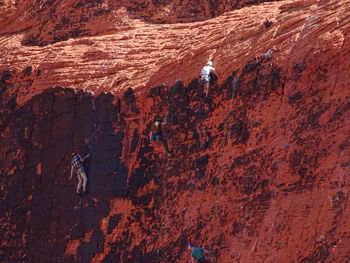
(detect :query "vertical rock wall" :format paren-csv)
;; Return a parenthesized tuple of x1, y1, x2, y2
(2, 45, 350, 262)
(1, 0, 350, 262)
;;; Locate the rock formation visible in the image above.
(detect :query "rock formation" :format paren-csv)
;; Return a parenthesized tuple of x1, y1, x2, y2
(1, 0, 350, 262)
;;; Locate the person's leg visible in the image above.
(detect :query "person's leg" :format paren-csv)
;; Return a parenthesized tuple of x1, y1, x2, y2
(80, 169, 88, 192)
(205, 82, 209, 97)
(160, 138, 170, 154)
(156, 134, 172, 156)
(76, 172, 82, 194)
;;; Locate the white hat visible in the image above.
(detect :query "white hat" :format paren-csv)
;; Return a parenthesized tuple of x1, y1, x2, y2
(206, 61, 213, 66)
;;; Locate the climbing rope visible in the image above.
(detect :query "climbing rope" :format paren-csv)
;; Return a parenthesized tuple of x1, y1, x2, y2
(202, 76, 240, 260)
(85, 97, 100, 153)
(156, 155, 170, 262)
(65, 94, 96, 244)
(154, 81, 181, 262)
(167, 81, 179, 104)
(223, 75, 239, 147)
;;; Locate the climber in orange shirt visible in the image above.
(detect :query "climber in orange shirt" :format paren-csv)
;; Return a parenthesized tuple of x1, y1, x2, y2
(150, 117, 173, 157)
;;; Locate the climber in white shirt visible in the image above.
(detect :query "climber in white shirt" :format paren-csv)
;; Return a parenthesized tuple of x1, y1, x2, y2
(200, 61, 215, 97)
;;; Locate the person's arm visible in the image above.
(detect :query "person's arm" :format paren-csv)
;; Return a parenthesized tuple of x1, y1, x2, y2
(69, 166, 73, 180)
(150, 131, 153, 142)
(82, 153, 90, 162)
(162, 116, 167, 125)
(191, 257, 194, 263)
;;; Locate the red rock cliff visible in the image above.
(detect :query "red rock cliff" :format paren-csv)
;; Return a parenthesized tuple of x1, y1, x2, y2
(1, 0, 350, 262)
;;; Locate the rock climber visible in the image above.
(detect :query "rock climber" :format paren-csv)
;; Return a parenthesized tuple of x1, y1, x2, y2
(189, 243, 209, 263)
(69, 152, 90, 195)
(201, 61, 215, 97)
(150, 117, 173, 157)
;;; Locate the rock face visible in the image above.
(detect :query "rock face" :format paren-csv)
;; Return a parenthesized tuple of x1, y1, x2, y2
(1, 0, 350, 262)
(1, 0, 282, 44)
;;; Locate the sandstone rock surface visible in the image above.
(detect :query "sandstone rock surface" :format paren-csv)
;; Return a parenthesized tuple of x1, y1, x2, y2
(1, 0, 350, 262)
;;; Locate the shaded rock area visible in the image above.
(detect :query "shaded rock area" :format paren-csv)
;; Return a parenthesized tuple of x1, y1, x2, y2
(0, 87, 126, 262)
(1, 0, 350, 263)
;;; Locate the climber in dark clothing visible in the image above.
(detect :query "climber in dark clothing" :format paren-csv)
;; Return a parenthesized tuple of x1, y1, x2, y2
(150, 117, 172, 157)
(189, 243, 209, 263)
(69, 152, 90, 195)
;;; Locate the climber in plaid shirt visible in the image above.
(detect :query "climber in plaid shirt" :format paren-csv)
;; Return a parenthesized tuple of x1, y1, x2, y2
(69, 152, 90, 195)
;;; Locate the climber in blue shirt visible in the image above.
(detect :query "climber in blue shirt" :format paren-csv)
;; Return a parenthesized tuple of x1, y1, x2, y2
(188, 243, 209, 263)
